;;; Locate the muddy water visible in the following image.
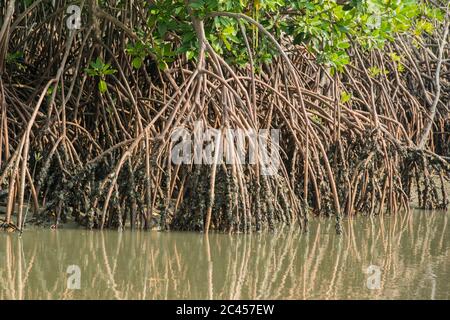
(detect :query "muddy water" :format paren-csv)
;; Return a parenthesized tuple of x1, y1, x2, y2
(0, 210, 449, 300)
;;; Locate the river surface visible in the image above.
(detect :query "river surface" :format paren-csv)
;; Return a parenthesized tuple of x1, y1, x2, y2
(0, 210, 449, 300)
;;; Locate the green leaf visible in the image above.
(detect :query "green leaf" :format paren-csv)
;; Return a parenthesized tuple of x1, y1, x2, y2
(103, 68, 117, 75)
(337, 41, 350, 49)
(158, 61, 168, 71)
(99, 80, 108, 94)
(186, 50, 195, 60)
(132, 57, 143, 69)
(340, 91, 352, 104)
(189, 0, 204, 9)
(389, 52, 402, 63)
(92, 57, 103, 69)
(85, 68, 97, 77)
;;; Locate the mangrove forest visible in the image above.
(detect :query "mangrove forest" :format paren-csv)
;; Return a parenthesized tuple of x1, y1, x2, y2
(0, 0, 449, 235)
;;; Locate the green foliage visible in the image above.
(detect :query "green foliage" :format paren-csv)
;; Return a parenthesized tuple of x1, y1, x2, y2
(6, 51, 23, 63)
(85, 57, 117, 94)
(340, 91, 352, 104)
(6, 51, 26, 71)
(120, 0, 443, 73)
(311, 114, 323, 125)
(285, 0, 440, 72)
(126, 42, 148, 69)
(368, 66, 388, 77)
(389, 52, 405, 72)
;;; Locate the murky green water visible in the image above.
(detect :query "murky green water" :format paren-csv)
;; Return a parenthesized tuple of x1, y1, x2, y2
(0, 210, 449, 300)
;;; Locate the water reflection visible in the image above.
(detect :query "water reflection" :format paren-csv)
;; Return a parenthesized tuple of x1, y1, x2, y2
(0, 211, 449, 299)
